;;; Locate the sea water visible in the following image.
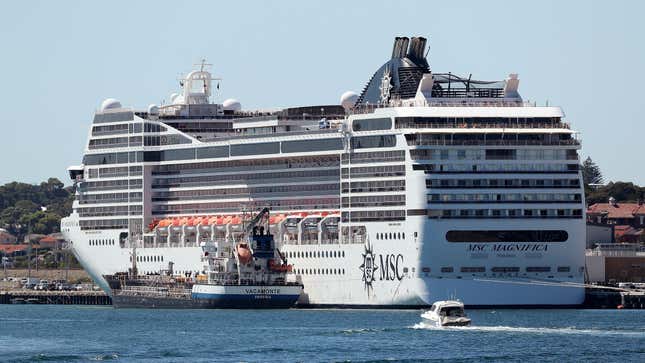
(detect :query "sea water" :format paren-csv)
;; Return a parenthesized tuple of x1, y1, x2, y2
(0, 306, 643, 362)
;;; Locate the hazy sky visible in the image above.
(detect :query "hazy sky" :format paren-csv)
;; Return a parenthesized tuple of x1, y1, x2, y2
(1, 0, 643, 185)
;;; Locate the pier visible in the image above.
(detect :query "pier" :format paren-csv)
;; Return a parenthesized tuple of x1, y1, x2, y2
(0, 290, 112, 305)
(584, 288, 645, 309)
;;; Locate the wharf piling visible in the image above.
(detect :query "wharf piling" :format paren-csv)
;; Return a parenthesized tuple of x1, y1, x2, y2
(584, 288, 645, 309)
(0, 290, 112, 305)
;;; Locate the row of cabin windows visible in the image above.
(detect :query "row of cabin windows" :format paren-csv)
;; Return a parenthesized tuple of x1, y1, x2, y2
(89, 239, 115, 246)
(287, 250, 345, 259)
(428, 208, 584, 218)
(294, 268, 346, 276)
(376, 232, 405, 240)
(129, 255, 164, 263)
(434, 266, 572, 273)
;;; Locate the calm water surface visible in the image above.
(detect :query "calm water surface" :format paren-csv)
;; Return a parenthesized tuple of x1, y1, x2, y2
(0, 306, 643, 362)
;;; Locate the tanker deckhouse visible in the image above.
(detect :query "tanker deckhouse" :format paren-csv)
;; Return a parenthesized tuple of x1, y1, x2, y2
(62, 37, 586, 307)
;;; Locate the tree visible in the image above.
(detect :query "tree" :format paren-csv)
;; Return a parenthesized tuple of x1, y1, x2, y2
(582, 157, 604, 186)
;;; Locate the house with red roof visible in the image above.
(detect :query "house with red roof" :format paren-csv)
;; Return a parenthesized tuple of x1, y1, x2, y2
(0, 228, 17, 244)
(587, 198, 645, 243)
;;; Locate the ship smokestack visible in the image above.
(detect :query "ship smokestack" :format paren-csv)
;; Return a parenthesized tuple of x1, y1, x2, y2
(391, 37, 409, 59)
(407, 37, 427, 61)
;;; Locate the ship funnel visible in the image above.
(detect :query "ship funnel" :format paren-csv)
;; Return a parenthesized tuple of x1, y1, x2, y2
(407, 37, 427, 61)
(391, 37, 409, 59)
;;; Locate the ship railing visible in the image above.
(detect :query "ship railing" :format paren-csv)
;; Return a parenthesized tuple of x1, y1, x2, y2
(119, 286, 191, 298)
(396, 121, 571, 130)
(405, 139, 580, 146)
(349, 100, 536, 115)
(200, 128, 341, 143)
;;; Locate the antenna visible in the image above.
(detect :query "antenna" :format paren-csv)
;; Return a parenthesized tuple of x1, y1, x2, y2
(194, 58, 213, 72)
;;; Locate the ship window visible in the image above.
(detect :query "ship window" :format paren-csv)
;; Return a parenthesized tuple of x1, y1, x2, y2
(93, 111, 134, 124)
(282, 138, 344, 153)
(350, 135, 396, 149)
(352, 118, 392, 132)
(557, 266, 571, 272)
(460, 267, 485, 273)
(230, 142, 280, 156)
(143, 151, 162, 162)
(164, 148, 196, 161)
(485, 149, 516, 160)
(526, 266, 551, 272)
(342, 251, 345, 258)
(196, 146, 229, 159)
(441, 267, 454, 273)
(491, 267, 520, 273)
(445, 230, 568, 243)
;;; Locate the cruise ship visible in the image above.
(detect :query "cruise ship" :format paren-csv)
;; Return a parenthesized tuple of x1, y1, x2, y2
(61, 36, 586, 307)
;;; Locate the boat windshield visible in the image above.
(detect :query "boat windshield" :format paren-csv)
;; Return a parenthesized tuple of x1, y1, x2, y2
(441, 306, 465, 317)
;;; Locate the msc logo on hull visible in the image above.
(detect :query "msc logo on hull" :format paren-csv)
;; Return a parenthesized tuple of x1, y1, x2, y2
(359, 240, 404, 297)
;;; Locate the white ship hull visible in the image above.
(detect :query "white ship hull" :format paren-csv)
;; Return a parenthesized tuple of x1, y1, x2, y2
(62, 213, 585, 307)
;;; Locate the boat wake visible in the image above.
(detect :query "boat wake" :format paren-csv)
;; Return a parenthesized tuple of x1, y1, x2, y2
(411, 322, 645, 337)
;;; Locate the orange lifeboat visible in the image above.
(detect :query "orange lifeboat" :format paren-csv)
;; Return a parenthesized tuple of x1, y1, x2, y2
(237, 243, 252, 264)
(230, 215, 242, 225)
(148, 219, 160, 230)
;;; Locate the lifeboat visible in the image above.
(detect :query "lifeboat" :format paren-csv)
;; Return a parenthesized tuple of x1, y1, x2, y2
(148, 219, 160, 231)
(215, 215, 229, 230)
(237, 243, 252, 264)
(170, 218, 182, 233)
(198, 216, 212, 233)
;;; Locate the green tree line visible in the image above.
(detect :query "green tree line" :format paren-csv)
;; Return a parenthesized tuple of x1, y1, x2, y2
(0, 178, 74, 241)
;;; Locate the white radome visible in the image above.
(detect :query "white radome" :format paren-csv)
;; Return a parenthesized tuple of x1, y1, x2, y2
(340, 91, 358, 110)
(223, 98, 242, 112)
(172, 95, 185, 105)
(100, 98, 121, 111)
(148, 104, 159, 115)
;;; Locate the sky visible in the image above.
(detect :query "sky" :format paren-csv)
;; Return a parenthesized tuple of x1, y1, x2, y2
(0, 0, 643, 185)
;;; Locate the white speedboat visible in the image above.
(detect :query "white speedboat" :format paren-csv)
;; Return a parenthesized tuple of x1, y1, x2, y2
(422, 300, 471, 327)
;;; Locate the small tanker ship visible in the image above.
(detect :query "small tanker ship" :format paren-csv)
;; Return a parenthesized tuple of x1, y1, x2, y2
(106, 208, 303, 308)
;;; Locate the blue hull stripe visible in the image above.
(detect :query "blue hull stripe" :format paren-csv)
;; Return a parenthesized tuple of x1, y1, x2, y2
(192, 293, 300, 302)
